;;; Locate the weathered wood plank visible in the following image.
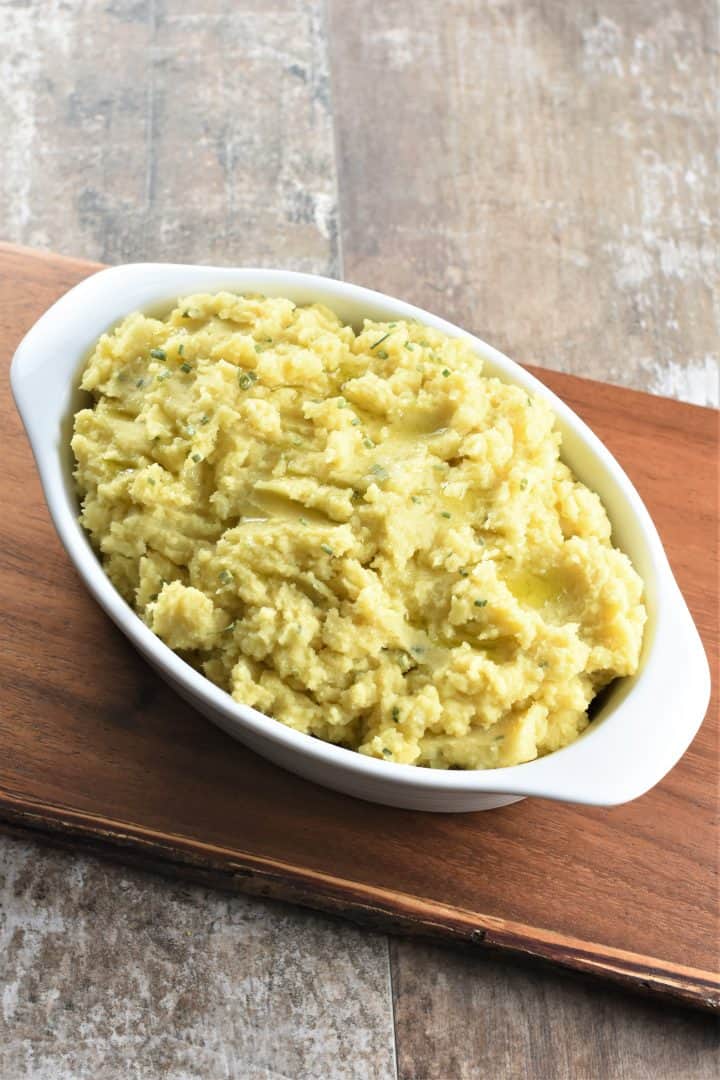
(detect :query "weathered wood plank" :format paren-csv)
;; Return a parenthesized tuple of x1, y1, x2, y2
(0, 837, 396, 1080)
(0, 0, 339, 273)
(391, 942, 720, 1080)
(329, 0, 719, 405)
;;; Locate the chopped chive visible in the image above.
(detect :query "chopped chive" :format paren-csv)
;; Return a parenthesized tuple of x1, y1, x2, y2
(351, 418, 361, 426)
(459, 568, 469, 577)
(186, 424, 196, 436)
(150, 348, 166, 360)
(442, 369, 450, 377)
(370, 463, 388, 479)
(191, 453, 201, 463)
(320, 544, 334, 556)
(224, 620, 236, 633)
(254, 344, 264, 353)
(388, 322, 397, 328)
(440, 511, 451, 519)
(177, 344, 184, 356)
(391, 707, 400, 721)
(200, 414, 210, 424)
(411, 495, 421, 504)
(180, 361, 192, 373)
(376, 349, 388, 359)
(404, 342, 415, 351)
(182, 310, 192, 318)
(382, 748, 392, 758)
(411, 645, 424, 654)
(527, 394, 533, 406)
(136, 378, 145, 388)
(238, 371, 257, 389)
(520, 478, 528, 490)
(363, 437, 374, 449)
(158, 369, 172, 380)
(299, 517, 309, 525)
(495, 735, 505, 742)
(370, 332, 391, 350)
(474, 599, 488, 608)
(337, 398, 348, 409)
(218, 569, 233, 584)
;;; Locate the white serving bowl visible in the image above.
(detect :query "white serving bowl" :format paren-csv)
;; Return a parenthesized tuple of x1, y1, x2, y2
(11, 264, 711, 812)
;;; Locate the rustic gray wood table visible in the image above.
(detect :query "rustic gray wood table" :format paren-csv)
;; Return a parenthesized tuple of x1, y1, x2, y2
(1, 2, 718, 1077)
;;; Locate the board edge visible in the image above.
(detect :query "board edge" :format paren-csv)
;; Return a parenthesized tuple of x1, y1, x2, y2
(0, 793, 717, 1014)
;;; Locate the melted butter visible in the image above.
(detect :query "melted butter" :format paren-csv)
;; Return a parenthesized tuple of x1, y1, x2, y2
(237, 490, 331, 525)
(390, 401, 453, 438)
(504, 569, 564, 609)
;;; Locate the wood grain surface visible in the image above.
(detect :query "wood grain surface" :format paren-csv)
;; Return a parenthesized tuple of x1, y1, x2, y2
(390, 941, 720, 1080)
(329, 0, 719, 403)
(1, 244, 717, 1013)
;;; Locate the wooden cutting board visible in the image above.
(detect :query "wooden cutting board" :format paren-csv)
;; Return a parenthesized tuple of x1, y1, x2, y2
(1, 245, 717, 1011)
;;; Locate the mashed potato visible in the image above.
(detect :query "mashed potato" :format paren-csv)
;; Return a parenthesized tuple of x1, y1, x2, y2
(72, 293, 646, 769)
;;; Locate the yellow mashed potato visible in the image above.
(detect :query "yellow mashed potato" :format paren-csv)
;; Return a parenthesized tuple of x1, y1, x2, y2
(72, 292, 646, 769)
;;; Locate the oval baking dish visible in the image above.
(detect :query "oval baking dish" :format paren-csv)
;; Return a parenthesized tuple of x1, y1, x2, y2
(10, 265, 711, 812)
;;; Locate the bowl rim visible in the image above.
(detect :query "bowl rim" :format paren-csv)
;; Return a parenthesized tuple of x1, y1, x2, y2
(10, 262, 712, 806)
